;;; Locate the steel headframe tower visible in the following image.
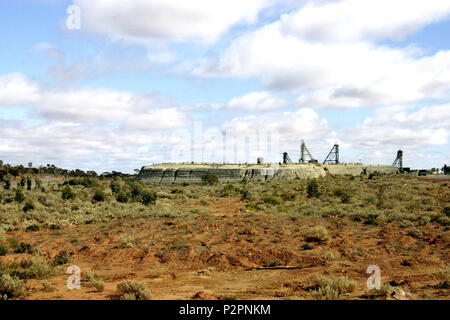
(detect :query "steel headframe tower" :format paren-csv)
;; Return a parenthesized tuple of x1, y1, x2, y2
(323, 144, 339, 164)
(299, 140, 316, 163)
(283, 152, 292, 164)
(392, 150, 403, 171)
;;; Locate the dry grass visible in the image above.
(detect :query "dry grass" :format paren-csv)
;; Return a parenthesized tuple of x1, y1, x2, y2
(0, 173, 448, 300)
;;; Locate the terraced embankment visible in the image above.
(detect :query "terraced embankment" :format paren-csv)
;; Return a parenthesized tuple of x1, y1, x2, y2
(137, 163, 398, 185)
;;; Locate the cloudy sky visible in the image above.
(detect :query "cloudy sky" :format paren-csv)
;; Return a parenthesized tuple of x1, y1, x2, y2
(0, 0, 449, 173)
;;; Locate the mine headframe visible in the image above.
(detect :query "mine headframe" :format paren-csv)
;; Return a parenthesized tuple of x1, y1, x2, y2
(282, 152, 293, 164)
(299, 140, 317, 163)
(393, 150, 403, 171)
(323, 144, 339, 164)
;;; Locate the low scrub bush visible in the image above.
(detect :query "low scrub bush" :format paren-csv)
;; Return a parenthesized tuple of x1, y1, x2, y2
(141, 190, 157, 206)
(263, 195, 281, 205)
(14, 242, 33, 254)
(26, 224, 39, 232)
(0, 274, 26, 299)
(306, 180, 320, 198)
(0, 244, 8, 256)
(110, 180, 121, 194)
(311, 276, 356, 300)
(116, 191, 129, 203)
(22, 199, 35, 212)
(14, 188, 25, 203)
(363, 284, 395, 299)
(407, 227, 422, 239)
(333, 188, 351, 203)
(305, 226, 330, 244)
(52, 250, 70, 266)
(130, 181, 145, 199)
(61, 185, 76, 200)
(201, 173, 219, 185)
(117, 280, 151, 300)
(221, 184, 238, 197)
(93, 188, 105, 202)
(84, 269, 104, 292)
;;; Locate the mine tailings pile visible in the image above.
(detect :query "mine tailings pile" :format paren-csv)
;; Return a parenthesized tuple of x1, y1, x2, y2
(136, 163, 399, 185)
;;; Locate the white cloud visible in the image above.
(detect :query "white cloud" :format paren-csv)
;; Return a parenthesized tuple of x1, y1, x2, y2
(225, 91, 287, 111)
(0, 73, 190, 128)
(280, 0, 450, 43)
(74, 0, 271, 43)
(0, 119, 191, 172)
(122, 107, 191, 130)
(222, 107, 331, 144)
(344, 104, 450, 149)
(194, 2, 450, 108)
(0, 73, 40, 106)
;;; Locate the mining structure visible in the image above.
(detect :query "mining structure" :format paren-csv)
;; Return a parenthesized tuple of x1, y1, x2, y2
(137, 142, 401, 185)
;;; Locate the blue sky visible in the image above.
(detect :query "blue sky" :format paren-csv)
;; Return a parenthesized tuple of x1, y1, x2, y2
(0, 0, 449, 173)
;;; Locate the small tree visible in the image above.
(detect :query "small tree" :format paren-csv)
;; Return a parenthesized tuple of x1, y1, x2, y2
(26, 176, 32, 191)
(130, 181, 144, 199)
(116, 191, 129, 203)
(23, 199, 35, 212)
(4, 175, 11, 190)
(201, 173, 219, 185)
(62, 185, 76, 200)
(141, 190, 157, 206)
(15, 188, 25, 203)
(110, 179, 121, 194)
(306, 179, 320, 198)
(93, 188, 105, 202)
(19, 176, 26, 188)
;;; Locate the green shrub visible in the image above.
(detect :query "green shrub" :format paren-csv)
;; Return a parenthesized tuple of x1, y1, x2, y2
(363, 284, 395, 299)
(26, 176, 32, 191)
(119, 234, 134, 248)
(0, 244, 8, 256)
(23, 199, 35, 212)
(61, 185, 76, 200)
(334, 188, 351, 203)
(19, 176, 26, 188)
(110, 180, 121, 194)
(141, 190, 157, 206)
(443, 206, 450, 217)
(221, 184, 237, 197)
(84, 269, 104, 292)
(302, 243, 314, 250)
(93, 188, 105, 202)
(14, 188, 25, 203)
(311, 275, 356, 300)
(263, 195, 281, 205)
(240, 188, 251, 200)
(130, 181, 144, 199)
(6, 255, 54, 280)
(201, 173, 219, 185)
(307, 180, 320, 198)
(117, 280, 151, 300)
(407, 227, 422, 239)
(364, 214, 379, 226)
(8, 238, 19, 250)
(305, 226, 330, 244)
(14, 242, 33, 254)
(116, 191, 129, 203)
(0, 274, 26, 299)
(53, 250, 70, 266)
(281, 192, 296, 201)
(26, 224, 40, 232)
(3, 176, 11, 190)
